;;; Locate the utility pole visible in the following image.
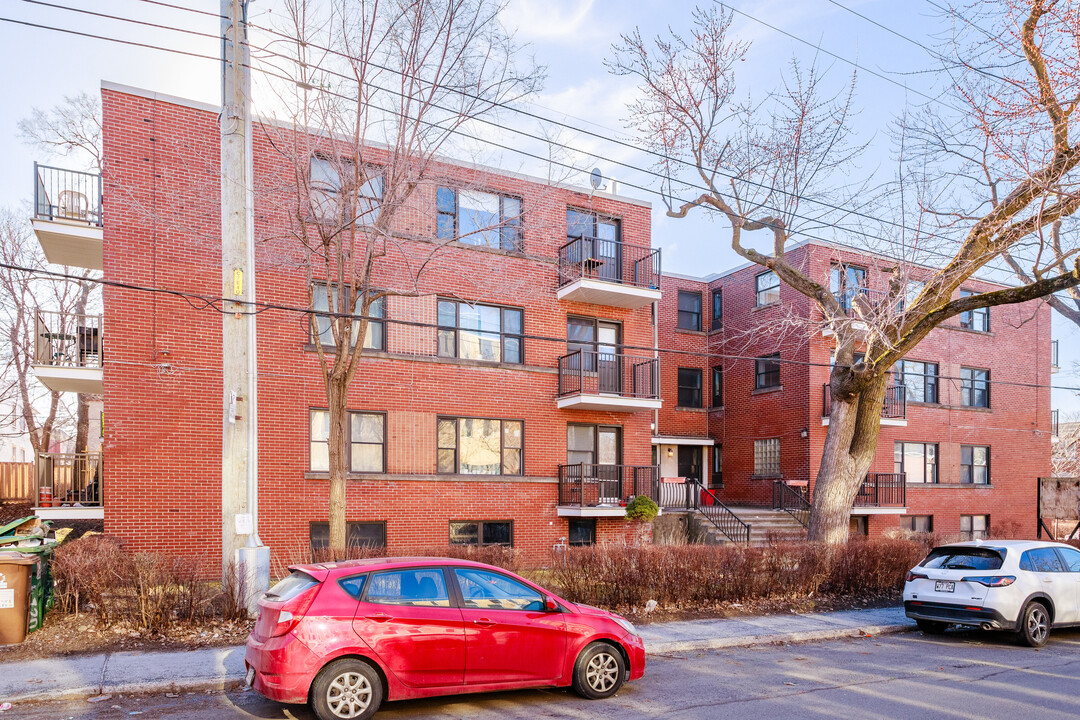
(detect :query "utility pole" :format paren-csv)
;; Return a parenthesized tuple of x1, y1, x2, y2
(221, 0, 268, 611)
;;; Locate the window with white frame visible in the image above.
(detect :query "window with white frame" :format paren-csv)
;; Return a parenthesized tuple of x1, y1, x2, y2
(754, 438, 781, 476)
(755, 271, 780, 306)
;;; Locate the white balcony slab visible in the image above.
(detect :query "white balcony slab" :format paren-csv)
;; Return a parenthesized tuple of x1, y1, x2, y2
(557, 394, 663, 412)
(557, 278, 661, 309)
(850, 506, 908, 515)
(31, 218, 104, 270)
(33, 365, 103, 394)
(34, 506, 105, 520)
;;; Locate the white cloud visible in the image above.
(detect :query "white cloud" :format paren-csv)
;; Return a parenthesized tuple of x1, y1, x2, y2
(503, 0, 598, 42)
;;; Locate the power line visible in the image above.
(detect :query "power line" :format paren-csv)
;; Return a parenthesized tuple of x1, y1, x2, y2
(5, 261, 1071, 393)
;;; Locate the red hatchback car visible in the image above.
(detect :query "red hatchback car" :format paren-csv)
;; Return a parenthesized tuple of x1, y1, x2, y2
(245, 557, 646, 720)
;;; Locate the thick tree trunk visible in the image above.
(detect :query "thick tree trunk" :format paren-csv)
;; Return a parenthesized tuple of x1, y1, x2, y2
(326, 374, 350, 553)
(807, 374, 889, 543)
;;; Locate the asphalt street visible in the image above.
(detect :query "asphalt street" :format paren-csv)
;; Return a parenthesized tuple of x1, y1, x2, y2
(16, 628, 1080, 719)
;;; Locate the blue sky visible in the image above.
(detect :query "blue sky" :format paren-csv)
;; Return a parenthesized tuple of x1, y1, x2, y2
(1, 0, 1077, 410)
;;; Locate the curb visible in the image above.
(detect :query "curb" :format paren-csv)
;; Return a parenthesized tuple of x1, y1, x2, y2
(4, 677, 246, 705)
(645, 623, 913, 654)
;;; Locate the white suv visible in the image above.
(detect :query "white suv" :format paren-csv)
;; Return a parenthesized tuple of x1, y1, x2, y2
(903, 540, 1080, 647)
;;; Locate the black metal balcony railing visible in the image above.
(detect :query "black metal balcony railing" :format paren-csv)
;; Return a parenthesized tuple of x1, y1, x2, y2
(823, 384, 906, 419)
(558, 350, 659, 399)
(36, 452, 102, 507)
(34, 163, 102, 227)
(557, 235, 661, 290)
(557, 463, 658, 507)
(34, 311, 103, 369)
(854, 472, 906, 507)
(772, 481, 811, 529)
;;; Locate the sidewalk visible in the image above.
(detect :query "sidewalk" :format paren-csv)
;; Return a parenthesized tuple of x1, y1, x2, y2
(0, 607, 911, 704)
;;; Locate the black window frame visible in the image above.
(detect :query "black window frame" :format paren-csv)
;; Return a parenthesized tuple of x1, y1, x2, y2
(711, 366, 723, 408)
(677, 367, 703, 408)
(755, 354, 781, 389)
(712, 444, 723, 488)
(959, 290, 990, 332)
(436, 186, 523, 252)
(960, 514, 990, 541)
(829, 263, 869, 313)
(449, 520, 514, 547)
(308, 520, 387, 551)
(710, 289, 723, 330)
(568, 518, 596, 547)
(677, 290, 703, 331)
(960, 367, 990, 408)
(961, 445, 990, 484)
(903, 515, 933, 533)
(755, 271, 780, 306)
(437, 417, 524, 476)
(309, 409, 387, 474)
(893, 359, 938, 404)
(437, 298, 523, 364)
(894, 442, 938, 484)
(311, 282, 386, 351)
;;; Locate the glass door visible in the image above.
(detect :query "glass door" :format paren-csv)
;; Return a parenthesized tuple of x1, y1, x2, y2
(596, 426, 622, 504)
(594, 218, 621, 282)
(596, 322, 621, 394)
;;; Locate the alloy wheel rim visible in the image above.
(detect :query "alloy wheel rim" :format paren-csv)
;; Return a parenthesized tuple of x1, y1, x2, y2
(327, 671, 372, 718)
(1028, 607, 1048, 643)
(586, 652, 619, 693)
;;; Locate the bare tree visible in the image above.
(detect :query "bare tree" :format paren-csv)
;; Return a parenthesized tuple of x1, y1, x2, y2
(257, 0, 542, 550)
(610, 4, 1080, 543)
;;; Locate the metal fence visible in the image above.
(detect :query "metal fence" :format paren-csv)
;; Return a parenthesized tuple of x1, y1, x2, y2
(823, 383, 907, 419)
(854, 473, 906, 507)
(557, 236, 660, 289)
(557, 350, 659, 399)
(36, 452, 103, 507)
(34, 163, 102, 226)
(34, 310, 103, 369)
(557, 463, 658, 507)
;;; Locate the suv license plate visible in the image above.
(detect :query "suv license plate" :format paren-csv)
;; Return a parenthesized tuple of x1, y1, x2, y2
(935, 581, 955, 593)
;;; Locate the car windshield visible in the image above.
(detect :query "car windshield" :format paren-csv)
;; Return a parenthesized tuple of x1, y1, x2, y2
(920, 547, 1004, 571)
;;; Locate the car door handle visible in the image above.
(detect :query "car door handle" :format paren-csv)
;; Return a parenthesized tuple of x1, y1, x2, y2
(366, 614, 392, 622)
(472, 618, 496, 627)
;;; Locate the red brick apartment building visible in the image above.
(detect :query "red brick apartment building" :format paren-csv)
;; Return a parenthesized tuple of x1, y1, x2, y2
(24, 83, 1052, 562)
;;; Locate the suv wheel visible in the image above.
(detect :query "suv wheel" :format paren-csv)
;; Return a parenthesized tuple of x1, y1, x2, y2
(572, 642, 626, 699)
(1017, 601, 1051, 648)
(310, 658, 383, 720)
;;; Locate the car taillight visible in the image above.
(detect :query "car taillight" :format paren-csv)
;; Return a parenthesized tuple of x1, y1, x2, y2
(960, 575, 1016, 588)
(906, 571, 928, 583)
(269, 585, 319, 637)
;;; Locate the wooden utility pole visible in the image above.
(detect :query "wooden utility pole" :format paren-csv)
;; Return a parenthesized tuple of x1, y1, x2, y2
(221, 0, 268, 608)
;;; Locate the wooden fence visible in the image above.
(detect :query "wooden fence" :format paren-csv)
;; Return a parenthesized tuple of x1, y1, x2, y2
(0, 462, 35, 503)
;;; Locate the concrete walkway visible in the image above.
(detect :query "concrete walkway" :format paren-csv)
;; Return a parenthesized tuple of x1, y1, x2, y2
(0, 607, 911, 703)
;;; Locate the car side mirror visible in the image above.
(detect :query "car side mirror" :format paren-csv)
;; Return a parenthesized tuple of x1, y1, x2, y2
(544, 597, 559, 612)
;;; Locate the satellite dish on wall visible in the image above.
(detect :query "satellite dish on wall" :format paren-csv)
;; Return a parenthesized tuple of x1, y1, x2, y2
(590, 168, 605, 190)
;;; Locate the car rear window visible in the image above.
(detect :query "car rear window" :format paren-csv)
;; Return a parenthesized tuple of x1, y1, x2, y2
(265, 571, 320, 601)
(920, 547, 1004, 571)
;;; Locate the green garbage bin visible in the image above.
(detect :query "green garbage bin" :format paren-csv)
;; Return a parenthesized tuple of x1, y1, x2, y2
(17, 545, 56, 633)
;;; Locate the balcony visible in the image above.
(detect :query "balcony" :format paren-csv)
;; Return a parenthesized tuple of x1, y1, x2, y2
(1052, 339, 1060, 373)
(33, 310, 103, 394)
(851, 472, 907, 514)
(822, 384, 907, 426)
(34, 452, 103, 520)
(32, 163, 104, 270)
(557, 236, 661, 309)
(556, 463, 658, 516)
(557, 350, 662, 412)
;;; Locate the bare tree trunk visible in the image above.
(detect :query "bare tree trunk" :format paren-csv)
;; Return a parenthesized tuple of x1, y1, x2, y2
(808, 374, 888, 543)
(326, 373, 350, 552)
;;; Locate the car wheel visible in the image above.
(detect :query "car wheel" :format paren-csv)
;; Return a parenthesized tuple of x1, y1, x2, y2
(572, 642, 626, 700)
(915, 619, 948, 634)
(1017, 601, 1051, 648)
(310, 658, 383, 720)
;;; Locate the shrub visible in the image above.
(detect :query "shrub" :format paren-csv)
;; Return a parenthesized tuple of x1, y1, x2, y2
(51, 535, 129, 624)
(625, 496, 659, 523)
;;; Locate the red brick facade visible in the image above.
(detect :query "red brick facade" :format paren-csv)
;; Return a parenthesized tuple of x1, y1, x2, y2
(657, 243, 1053, 538)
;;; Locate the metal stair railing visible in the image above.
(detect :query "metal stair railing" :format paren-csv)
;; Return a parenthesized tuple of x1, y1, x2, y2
(772, 480, 811, 529)
(687, 478, 751, 544)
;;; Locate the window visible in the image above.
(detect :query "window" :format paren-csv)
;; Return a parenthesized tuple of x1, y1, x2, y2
(437, 418, 522, 475)
(309, 157, 383, 224)
(712, 445, 723, 488)
(901, 280, 925, 311)
(754, 438, 781, 476)
(437, 299, 523, 364)
(960, 514, 990, 541)
(367, 568, 450, 607)
(567, 317, 620, 371)
(755, 354, 781, 389)
(567, 208, 619, 241)
(677, 290, 702, 330)
(567, 424, 621, 465)
(711, 289, 723, 330)
(436, 187, 523, 251)
(568, 518, 596, 546)
(450, 520, 513, 546)
(903, 516, 933, 533)
(894, 442, 937, 484)
(1020, 548, 1065, 572)
(922, 546, 1002, 570)
(850, 516, 868, 536)
(830, 263, 868, 312)
(961, 445, 989, 484)
(893, 360, 938, 404)
(677, 368, 703, 408)
(1057, 546, 1080, 572)
(310, 410, 385, 473)
(711, 366, 723, 408)
(312, 283, 385, 350)
(961, 367, 990, 408)
(959, 290, 990, 331)
(755, 271, 780, 306)
(309, 521, 386, 550)
(453, 568, 543, 611)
